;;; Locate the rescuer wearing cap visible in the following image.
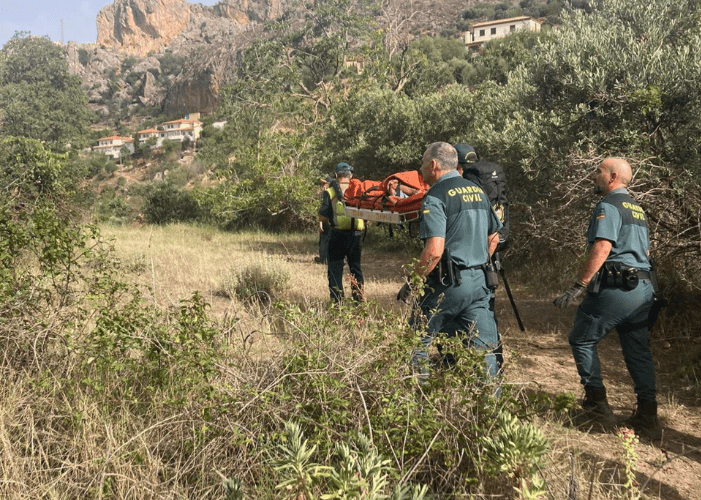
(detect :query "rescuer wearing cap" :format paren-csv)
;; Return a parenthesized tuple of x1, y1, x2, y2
(318, 162, 365, 302)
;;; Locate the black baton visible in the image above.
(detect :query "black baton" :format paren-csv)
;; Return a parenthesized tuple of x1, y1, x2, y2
(493, 252, 525, 332)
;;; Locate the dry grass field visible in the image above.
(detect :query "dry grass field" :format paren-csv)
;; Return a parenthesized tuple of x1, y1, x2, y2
(96, 223, 701, 500)
(99, 223, 417, 319)
(3, 222, 699, 499)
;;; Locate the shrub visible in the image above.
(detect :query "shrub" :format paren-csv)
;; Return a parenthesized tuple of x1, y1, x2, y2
(78, 48, 89, 66)
(480, 410, 549, 479)
(95, 192, 133, 224)
(268, 421, 429, 500)
(142, 181, 201, 224)
(219, 257, 291, 303)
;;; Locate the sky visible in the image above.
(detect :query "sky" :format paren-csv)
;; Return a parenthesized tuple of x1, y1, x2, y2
(0, 0, 221, 48)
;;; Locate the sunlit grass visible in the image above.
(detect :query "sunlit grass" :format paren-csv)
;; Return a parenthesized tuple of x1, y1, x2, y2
(100, 223, 416, 317)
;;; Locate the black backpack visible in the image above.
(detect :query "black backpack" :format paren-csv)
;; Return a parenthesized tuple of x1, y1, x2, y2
(463, 160, 510, 248)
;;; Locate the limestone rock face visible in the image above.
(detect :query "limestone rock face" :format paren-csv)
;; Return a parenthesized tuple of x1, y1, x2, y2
(139, 71, 159, 102)
(97, 0, 193, 56)
(96, 0, 287, 57)
(214, 0, 284, 24)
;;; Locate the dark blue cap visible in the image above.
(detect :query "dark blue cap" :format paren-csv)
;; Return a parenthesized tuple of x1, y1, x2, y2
(454, 144, 477, 164)
(335, 162, 353, 173)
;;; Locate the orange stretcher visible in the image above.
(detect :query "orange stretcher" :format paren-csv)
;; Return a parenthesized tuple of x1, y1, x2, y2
(343, 171, 429, 223)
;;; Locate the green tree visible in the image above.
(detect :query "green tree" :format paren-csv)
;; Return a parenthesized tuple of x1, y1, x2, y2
(469, 0, 701, 271)
(322, 85, 480, 178)
(0, 34, 94, 151)
(391, 36, 472, 96)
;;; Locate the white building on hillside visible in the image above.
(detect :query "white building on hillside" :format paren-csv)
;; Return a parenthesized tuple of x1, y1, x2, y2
(160, 118, 203, 144)
(93, 135, 134, 160)
(136, 116, 204, 148)
(136, 128, 160, 143)
(94, 114, 204, 157)
(465, 16, 543, 50)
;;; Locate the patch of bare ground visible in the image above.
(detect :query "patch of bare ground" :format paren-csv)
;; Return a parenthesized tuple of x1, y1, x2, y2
(497, 282, 701, 500)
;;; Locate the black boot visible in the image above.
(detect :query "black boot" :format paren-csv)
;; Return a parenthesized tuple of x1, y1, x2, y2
(582, 386, 617, 426)
(624, 399, 662, 440)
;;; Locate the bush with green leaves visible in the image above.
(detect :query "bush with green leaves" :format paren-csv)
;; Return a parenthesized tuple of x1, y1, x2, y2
(219, 258, 291, 303)
(195, 126, 320, 231)
(266, 421, 429, 500)
(95, 189, 134, 224)
(480, 410, 548, 486)
(141, 180, 201, 224)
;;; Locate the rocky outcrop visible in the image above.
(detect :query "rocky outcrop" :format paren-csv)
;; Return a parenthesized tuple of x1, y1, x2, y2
(138, 71, 159, 103)
(97, 0, 193, 56)
(162, 29, 253, 115)
(96, 0, 287, 57)
(214, 0, 284, 24)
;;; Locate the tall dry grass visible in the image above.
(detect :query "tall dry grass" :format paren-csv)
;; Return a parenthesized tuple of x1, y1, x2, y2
(99, 224, 414, 316)
(1, 223, 685, 499)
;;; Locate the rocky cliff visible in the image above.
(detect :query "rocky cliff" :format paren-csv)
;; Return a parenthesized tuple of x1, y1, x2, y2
(68, 0, 285, 117)
(96, 0, 193, 57)
(96, 0, 285, 57)
(70, 0, 468, 119)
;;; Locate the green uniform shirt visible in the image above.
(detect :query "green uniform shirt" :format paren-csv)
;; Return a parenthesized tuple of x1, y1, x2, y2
(419, 170, 502, 268)
(587, 188, 650, 270)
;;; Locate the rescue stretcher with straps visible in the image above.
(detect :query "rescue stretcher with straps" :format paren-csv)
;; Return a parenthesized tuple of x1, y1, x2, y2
(342, 171, 429, 224)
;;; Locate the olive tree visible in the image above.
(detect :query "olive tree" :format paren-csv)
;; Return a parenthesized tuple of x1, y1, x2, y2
(0, 34, 94, 151)
(468, 0, 701, 283)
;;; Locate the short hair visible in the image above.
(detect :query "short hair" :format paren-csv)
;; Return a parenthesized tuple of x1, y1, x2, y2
(423, 142, 458, 172)
(602, 157, 632, 186)
(336, 170, 352, 179)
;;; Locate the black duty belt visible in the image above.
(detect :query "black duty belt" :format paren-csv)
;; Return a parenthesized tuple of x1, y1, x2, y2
(590, 262, 652, 293)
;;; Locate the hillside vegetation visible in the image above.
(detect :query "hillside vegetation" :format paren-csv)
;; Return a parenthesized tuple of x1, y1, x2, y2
(1, 0, 701, 498)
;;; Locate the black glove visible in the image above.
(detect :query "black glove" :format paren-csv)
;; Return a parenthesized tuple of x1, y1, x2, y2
(396, 283, 412, 303)
(553, 281, 587, 308)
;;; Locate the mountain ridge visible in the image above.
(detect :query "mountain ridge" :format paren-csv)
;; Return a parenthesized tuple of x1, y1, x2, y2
(68, 0, 474, 119)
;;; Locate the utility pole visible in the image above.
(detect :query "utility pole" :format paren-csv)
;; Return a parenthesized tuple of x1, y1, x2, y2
(61, 19, 64, 44)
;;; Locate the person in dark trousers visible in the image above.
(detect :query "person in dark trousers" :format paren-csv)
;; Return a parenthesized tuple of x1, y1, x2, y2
(397, 142, 501, 379)
(315, 176, 332, 264)
(554, 157, 661, 440)
(454, 143, 508, 368)
(318, 162, 365, 302)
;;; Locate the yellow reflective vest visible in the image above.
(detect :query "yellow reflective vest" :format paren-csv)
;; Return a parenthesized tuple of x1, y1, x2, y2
(326, 184, 364, 231)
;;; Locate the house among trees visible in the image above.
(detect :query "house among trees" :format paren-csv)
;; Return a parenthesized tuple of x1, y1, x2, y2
(465, 16, 543, 51)
(136, 128, 160, 143)
(136, 114, 204, 149)
(92, 114, 204, 159)
(92, 135, 134, 160)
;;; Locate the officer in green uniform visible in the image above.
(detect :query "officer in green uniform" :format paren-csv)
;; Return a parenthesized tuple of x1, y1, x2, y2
(398, 142, 502, 378)
(319, 162, 365, 302)
(554, 157, 660, 440)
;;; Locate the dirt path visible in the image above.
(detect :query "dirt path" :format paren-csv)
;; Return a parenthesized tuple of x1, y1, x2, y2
(318, 242, 701, 499)
(495, 286, 701, 500)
